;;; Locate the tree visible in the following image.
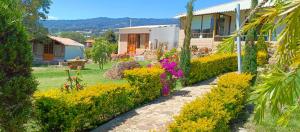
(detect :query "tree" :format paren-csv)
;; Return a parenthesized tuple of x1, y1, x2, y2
(21, 0, 52, 40)
(0, 0, 38, 131)
(91, 38, 112, 69)
(243, 0, 258, 75)
(60, 32, 86, 44)
(102, 29, 118, 43)
(180, 0, 195, 86)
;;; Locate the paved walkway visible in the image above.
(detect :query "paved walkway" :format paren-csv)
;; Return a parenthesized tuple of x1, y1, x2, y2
(92, 78, 216, 132)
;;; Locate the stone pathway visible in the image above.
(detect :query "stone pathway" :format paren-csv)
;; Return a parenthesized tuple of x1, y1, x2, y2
(92, 78, 216, 132)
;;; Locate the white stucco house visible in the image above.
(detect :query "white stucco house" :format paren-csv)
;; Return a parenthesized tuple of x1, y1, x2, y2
(175, 0, 277, 50)
(32, 36, 85, 64)
(117, 25, 179, 55)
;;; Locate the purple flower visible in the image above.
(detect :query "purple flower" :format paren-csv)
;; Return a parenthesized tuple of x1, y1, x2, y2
(176, 69, 184, 78)
(162, 85, 170, 95)
(147, 64, 152, 68)
(160, 73, 167, 79)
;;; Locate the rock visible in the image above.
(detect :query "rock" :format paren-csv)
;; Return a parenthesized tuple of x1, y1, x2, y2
(105, 61, 141, 80)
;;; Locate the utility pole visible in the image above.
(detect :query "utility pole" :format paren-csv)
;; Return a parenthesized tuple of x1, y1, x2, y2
(236, 4, 242, 73)
(130, 19, 132, 27)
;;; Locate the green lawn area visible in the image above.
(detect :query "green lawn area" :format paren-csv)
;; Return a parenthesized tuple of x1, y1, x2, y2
(33, 61, 151, 91)
(243, 108, 300, 132)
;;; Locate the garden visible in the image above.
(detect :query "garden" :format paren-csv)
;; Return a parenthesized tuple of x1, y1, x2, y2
(1, 0, 300, 131)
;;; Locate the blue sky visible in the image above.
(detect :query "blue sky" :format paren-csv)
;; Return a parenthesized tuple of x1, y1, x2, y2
(48, 0, 233, 20)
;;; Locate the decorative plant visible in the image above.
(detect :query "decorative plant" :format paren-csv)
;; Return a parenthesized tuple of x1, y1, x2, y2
(163, 48, 179, 62)
(180, 0, 195, 86)
(91, 38, 113, 69)
(62, 70, 85, 92)
(156, 43, 164, 61)
(160, 58, 184, 96)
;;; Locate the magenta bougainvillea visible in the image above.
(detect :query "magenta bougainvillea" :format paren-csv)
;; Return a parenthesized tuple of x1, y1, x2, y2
(160, 58, 183, 96)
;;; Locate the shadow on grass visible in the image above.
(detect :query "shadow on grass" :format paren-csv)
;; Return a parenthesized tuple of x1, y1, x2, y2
(230, 104, 255, 132)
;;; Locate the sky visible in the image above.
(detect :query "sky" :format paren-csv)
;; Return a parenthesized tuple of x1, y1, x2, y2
(48, 0, 233, 20)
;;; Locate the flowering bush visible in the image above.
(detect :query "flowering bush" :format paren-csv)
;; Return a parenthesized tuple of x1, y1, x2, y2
(61, 70, 86, 92)
(160, 58, 183, 96)
(169, 73, 252, 131)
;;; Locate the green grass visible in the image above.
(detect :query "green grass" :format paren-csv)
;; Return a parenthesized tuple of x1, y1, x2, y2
(243, 108, 300, 132)
(33, 61, 150, 91)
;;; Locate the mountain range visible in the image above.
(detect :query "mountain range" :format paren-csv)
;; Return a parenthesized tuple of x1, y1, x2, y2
(41, 17, 179, 35)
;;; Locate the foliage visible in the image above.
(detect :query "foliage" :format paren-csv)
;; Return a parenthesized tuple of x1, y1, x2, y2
(159, 59, 183, 96)
(243, 0, 258, 75)
(22, 0, 52, 40)
(34, 67, 163, 131)
(180, 0, 195, 86)
(60, 32, 86, 44)
(156, 43, 164, 61)
(163, 48, 179, 62)
(243, 34, 258, 75)
(91, 38, 113, 69)
(85, 48, 92, 59)
(0, 0, 38, 131)
(124, 67, 164, 103)
(61, 70, 86, 92)
(257, 35, 268, 53)
(257, 51, 268, 66)
(104, 61, 141, 80)
(169, 73, 252, 131)
(101, 29, 118, 43)
(241, 0, 300, 125)
(189, 54, 238, 85)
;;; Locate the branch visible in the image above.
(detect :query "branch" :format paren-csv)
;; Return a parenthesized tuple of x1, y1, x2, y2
(240, 0, 269, 28)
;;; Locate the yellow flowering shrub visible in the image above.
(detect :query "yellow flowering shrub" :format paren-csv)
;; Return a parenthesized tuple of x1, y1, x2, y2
(189, 54, 238, 85)
(124, 67, 164, 103)
(169, 73, 252, 131)
(257, 51, 268, 66)
(34, 67, 164, 131)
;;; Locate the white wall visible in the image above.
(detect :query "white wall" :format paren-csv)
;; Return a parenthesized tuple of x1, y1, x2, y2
(64, 46, 84, 60)
(149, 25, 179, 50)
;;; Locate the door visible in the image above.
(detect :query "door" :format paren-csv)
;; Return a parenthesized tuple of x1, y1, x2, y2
(127, 34, 137, 55)
(43, 42, 54, 61)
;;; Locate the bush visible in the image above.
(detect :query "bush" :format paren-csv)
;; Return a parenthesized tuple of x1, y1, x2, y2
(124, 67, 164, 103)
(85, 48, 92, 59)
(169, 73, 252, 131)
(34, 67, 163, 131)
(189, 54, 237, 85)
(0, 0, 38, 131)
(104, 61, 141, 80)
(257, 51, 268, 66)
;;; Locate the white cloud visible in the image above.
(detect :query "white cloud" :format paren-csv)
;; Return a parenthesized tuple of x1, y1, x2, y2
(47, 16, 59, 20)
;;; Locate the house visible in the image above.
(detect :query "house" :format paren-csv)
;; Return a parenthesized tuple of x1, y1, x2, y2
(118, 25, 179, 55)
(85, 39, 95, 47)
(32, 36, 85, 64)
(175, 0, 277, 50)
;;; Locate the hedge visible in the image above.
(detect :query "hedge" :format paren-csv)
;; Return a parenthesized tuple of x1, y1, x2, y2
(189, 54, 238, 85)
(169, 73, 252, 131)
(34, 67, 164, 131)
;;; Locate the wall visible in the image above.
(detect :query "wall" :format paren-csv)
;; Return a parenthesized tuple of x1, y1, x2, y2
(149, 25, 179, 50)
(64, 46, 84, 60)
(118, 34, 128, 54)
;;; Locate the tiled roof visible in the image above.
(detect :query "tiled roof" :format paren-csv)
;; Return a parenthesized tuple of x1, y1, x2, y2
(175, 0, 273, 18)
(49, 36, 84, 47)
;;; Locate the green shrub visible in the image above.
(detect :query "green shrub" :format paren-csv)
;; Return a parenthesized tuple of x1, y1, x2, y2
(124, 67, 164, 104)
(189, 54, 238, 85)
(257, 51, 268, 66)
(85, 48, 92, 59)
(0, 0, 38, 131)
(34, 67, 163, 131)
(169, 73, 252, 131)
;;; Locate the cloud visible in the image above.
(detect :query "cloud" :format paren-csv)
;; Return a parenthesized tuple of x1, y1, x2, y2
(47, 16, 59, 20)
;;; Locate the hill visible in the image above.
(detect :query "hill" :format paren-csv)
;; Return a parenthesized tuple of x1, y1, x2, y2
(41, 17, 179, 35)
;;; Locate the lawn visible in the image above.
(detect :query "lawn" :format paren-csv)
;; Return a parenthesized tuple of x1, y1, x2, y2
(33, 61, 150, 91)
(243, 108, 300, 132)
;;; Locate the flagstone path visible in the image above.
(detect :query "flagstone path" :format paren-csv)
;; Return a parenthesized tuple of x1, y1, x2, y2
(92, 78, 216, 132)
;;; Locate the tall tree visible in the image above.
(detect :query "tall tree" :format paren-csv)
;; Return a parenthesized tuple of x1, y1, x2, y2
(243, 0, 258, 75)
(22, 0, 52, 40)
(60, 32, 86, 44)
(102, 29, 118, 43)
(180, 0, 195, 86)
(0, 0, 38, 131)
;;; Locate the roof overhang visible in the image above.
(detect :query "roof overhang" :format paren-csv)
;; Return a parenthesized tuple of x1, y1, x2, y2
(174, 0, 274, 18)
